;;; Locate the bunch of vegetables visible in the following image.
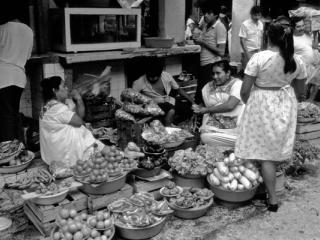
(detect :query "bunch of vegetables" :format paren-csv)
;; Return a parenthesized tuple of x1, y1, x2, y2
(208, 153, 263, 191)
(168, 148, 215, 176)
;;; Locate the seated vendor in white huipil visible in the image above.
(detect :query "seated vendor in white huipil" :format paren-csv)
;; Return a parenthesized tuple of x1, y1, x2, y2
(192, 60, 245, 147)
(39, 76, 105, 168)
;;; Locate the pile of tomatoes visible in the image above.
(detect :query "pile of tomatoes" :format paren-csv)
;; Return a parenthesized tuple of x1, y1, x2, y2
(73, 145, 124, 183)
(53, 208, 114, 240)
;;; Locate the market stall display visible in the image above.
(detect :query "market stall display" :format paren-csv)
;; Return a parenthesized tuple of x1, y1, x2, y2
(166, 187, 214, 219)
(0, 140, 24, 164)
(0, 150, 35, 174)
(116, 88, 164, 123)
(109, 192, 171, 239)
(5, 168, 54, 190)
(142, 120, 193, 148)
(53, 208, 115, 240)
(207, 153, 262, 202)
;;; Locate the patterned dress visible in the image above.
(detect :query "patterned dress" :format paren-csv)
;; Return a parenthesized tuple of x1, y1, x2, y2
(235, 50, 307, 161)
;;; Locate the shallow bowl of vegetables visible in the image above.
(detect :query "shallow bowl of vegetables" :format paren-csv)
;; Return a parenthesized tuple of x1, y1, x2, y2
(167, 197, 213, 219)
(207, 175, 259, 202)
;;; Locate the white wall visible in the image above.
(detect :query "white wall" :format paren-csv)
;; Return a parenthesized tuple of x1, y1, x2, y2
(158, 0, 185, 43)
(230, 0, 255, 62)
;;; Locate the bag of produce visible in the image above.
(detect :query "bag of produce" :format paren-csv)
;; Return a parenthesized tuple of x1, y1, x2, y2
(115, 109, 136, 122)
(144, 102, 164, 116)
(123, 102, 146, 115)
(121, 88, 152, 104)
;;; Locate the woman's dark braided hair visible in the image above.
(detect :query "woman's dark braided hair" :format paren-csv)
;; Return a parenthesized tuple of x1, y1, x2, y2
(268, 16, 297, 74)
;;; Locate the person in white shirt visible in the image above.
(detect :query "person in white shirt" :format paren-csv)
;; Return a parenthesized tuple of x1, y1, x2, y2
(291, 16, 320, 100)
(193, 3, 227, 105)
(0, 2, 33, 142)
(39, 76, 105, 169)
(239, 6, 264, 70)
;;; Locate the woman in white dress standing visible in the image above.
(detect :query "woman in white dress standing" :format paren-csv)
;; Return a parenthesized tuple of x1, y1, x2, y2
(235, 18, 307, 212)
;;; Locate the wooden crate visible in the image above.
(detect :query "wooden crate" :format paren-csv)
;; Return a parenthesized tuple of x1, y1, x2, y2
(25, 191, 88, 224)
(87, 184, 133, 212)
(24, 204, 56, 237)
(296, 122, 320, 140)
(116, 117, 152, 149)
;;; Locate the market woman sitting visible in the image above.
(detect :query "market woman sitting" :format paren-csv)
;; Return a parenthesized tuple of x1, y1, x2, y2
(192, 60, 245, 147)
(39, 76, 105, 172)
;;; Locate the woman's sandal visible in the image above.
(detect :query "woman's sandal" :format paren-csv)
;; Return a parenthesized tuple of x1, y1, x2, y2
(267, 203, 279, 212)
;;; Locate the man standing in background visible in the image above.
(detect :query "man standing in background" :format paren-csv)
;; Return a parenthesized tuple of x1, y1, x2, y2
(239, 6, 264, 70)
(193, 2, 227, 104)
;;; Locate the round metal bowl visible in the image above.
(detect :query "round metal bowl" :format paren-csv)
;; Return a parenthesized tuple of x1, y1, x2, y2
(207, 176, 259, 202)
(115, 216, 167, 240)
(80, 172, 127, 195)
(167, 198, 213, 219)
(173, 172, 206, 189)
(133, 165, 163, 178)
(31, 189, 69, 205)
(0, 151, 35, 174)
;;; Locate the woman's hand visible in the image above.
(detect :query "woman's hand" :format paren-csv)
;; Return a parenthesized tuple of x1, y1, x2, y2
(193, 36, 203, 46)
(70, 89, 82, 102)
(193, 104, 206, 114)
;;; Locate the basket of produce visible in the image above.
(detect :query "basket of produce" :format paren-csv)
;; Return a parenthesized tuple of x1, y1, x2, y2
(207, 153, 262, 202)
(26, 179, 74, 205)
(110, 192, 170, 240)
(0, 140, 24, 164)
(166, 187, 214, 219)
(0, 150, 34, 174)
(159, 181, 183, 198)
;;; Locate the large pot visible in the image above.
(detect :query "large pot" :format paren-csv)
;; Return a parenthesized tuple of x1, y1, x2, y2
(173, 172, 206, 188)
(115, 216, 167, 240)
(80, 173, 127, 195)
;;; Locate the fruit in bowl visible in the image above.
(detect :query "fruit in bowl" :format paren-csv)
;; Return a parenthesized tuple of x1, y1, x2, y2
(88, 211, 113, 230)
(160, 182, 182, 197)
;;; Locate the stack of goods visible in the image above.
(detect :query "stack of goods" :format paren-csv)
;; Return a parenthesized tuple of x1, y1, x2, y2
(72, 145, 124, 184)
(115, 88, 164, 123)
(296, 102, 320, 141)
(53, 208, 115, 240)
(142, 120, 193, 148)
(83, 94, 119, 128)
(108, 192, 171, 239)
(207, 152, 262, 202)
(116, 88, 164, 148)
